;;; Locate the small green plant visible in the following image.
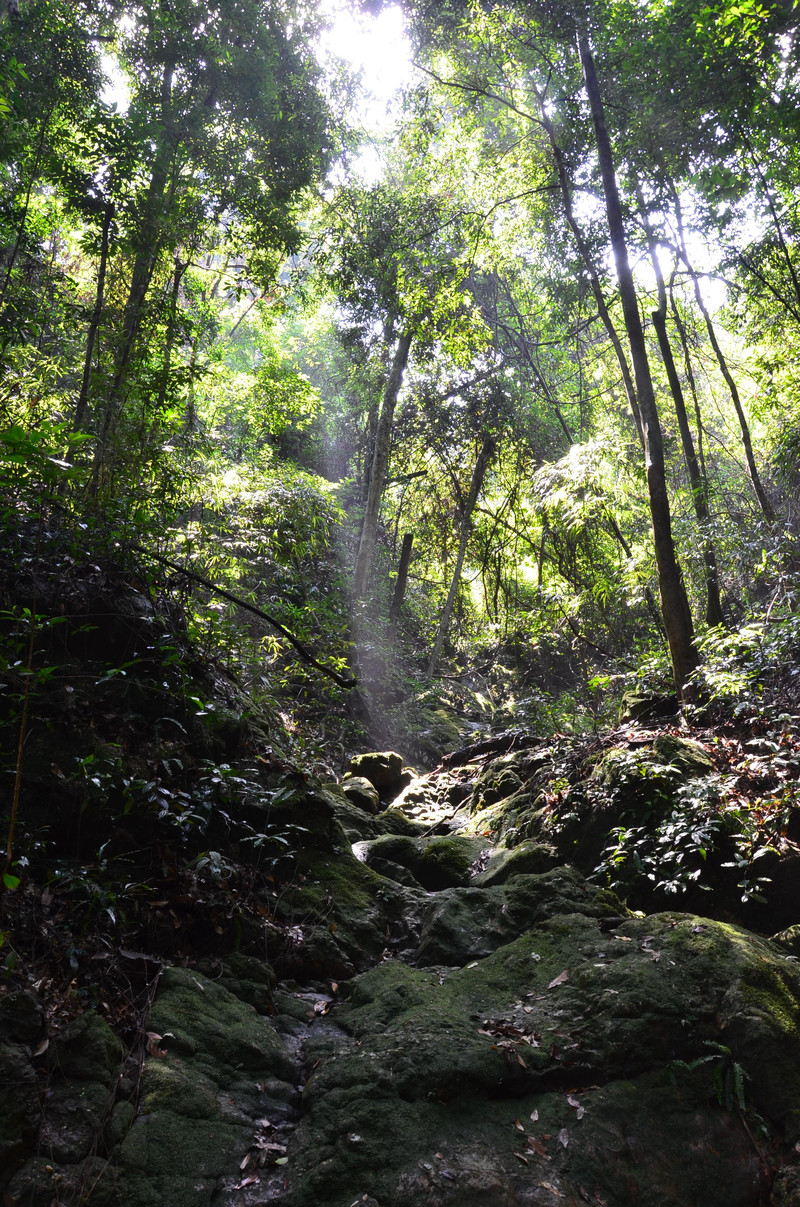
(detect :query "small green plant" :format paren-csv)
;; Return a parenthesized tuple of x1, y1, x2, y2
(669, 1041, 749, 1113)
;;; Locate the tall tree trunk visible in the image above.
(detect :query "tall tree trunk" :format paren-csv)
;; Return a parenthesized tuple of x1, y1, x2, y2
(389, 532, 414, 637)
(0, 112, 50, 311)
(90, 62, 177, 493)
(672, 194, 775, 523)
(74, 201, 114, 433)
(532, 90, 644, 446)
(636, 190, 725, 627)
(353, 329, 413, 600)
(578, 35, 697, 697)
(668, 282, 708, 478)
(428, 435, 495, 676)
(155, 255, 187, 418)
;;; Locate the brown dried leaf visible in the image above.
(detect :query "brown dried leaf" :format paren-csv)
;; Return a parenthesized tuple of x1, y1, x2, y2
(558, 1128, 569, 1148)
(514, 1152, 529, 1164)
(547, 970, 569, 989)
(515, 1119, 525, 1132)
(526, 1137, 549, 1158)
(234, 1174, 260, 1189)
(145, 1032, 167, 1059)
(32, 1038, 49, 1057)
(517, 1052, 527, 1068)
(566, 1094, 581, 1108)
(530, 1109, 539, 1122)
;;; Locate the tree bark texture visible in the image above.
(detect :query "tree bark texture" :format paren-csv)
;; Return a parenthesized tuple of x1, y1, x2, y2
(353, 329, 413, 600)
(672, 196, 775, 523)
(578, 35, 698, 696)
(636, 192, 725, 628)
(534, 95, 644, 447)
(428, 435, 495, 676)
(389, 532, 414, 634)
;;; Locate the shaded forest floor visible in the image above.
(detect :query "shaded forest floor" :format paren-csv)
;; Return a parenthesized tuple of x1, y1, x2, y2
(3, 523, 800, 1206)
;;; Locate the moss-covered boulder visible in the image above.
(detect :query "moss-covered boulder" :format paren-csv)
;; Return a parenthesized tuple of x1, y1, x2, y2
(275, 846, 426, 976)
(345, 751, 411, 800)
(413, 868, 626, 966)
(94, 967, 298, 1207)
(5, 1010, 126, 1202)
(0, 1043, 40, 1187)
(474, 841, 559, 885)
(360, 834, 487, 891)
(340, 775, 380, 814)
(415, 708, 463, 763)
(282, 913, 800, 1207)
(592, 735, 713, 793)
(619, 690, 679, 723)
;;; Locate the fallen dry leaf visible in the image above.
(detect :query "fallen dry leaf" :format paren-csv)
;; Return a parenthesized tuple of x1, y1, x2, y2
(548, 970, 569, 989)
(514, 1152, 529, 1164)
(145, 1032, 167, 1059)
(234, 1174, 260, 1189)
(539, 1183, 564, 1198)
(558, 1128, 569, 1148)
(530, 1109, 539, 1122)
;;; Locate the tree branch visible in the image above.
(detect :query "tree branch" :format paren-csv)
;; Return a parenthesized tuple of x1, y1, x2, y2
(132, 545, 357, 689)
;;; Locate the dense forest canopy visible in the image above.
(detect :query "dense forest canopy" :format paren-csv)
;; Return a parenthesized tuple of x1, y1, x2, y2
(1, 0, 800, 746)
(7, 8, 800, 1202)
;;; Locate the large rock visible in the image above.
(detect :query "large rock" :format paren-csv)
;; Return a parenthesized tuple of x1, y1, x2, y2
(345, 751, 411, 800)
(100, 967, 298, 1207)
(284, 912, 800, 1207)
(413, 868, 625, 966)
(360, 834, 488, 891)
(5, 1010, 126, 1201)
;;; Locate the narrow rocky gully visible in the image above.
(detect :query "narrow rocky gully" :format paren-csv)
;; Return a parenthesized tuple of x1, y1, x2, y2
(7, 720, 800, 1207)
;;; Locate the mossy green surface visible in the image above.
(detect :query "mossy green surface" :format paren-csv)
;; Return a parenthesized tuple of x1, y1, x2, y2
(283, 912, 800, 1207)
(361, 833, 486, 890)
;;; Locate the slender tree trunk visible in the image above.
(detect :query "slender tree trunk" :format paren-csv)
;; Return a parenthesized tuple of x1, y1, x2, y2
(353, 329, 413, 600)
(668, 282, 708, 478)
(90, 63, 177, 494)
(636, 190, 725, 627)
(0, 113, 50, 311)
(155, 255, 187, 417)
(532, 91, 644, 446)
(389, 532, 414, 635)
(363, 401, 379, 502)
(578, 35, 697, 697)
(74, 201, 114, 432)
(672, 195, 775, 522)
(742, 131, 800, 320)
(428, 435, 495, 676)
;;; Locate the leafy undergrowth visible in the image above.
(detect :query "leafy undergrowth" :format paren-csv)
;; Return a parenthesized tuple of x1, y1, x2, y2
(2, 504, 800, 1082)
(0, 515, 330, 1053)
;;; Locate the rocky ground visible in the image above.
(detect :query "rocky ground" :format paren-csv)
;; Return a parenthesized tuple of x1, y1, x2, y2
(3, 543, 800, 1206)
